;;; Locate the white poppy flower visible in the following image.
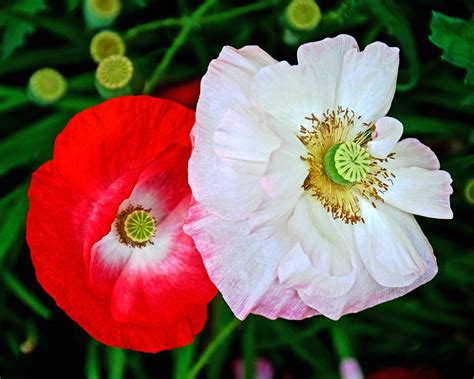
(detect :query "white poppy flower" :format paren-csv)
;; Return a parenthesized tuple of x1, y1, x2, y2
(185, 35, 453, 320)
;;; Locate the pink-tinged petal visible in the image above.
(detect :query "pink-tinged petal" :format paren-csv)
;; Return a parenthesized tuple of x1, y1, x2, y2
(190, 46, 276, 221)
(368, 117, 403, 158)
(213, 107, 281, 175)
(337, 42, 399, 122)
(250, 277, 318, 320)
(383, 167, 453, 219)
(185, 200, 313, 320)
(384, 138, 440, 170)
(355, 200, 434, 287)
(197, 45, 277, 130)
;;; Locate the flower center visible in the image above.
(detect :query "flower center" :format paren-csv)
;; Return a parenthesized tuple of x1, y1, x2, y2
(299, 107, 394, 224)
(115, 205, 156, 247)
(324, 142, 370, 185)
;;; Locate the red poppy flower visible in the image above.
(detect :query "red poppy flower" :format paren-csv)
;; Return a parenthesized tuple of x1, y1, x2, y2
(155, 78, 201, 109)
(26, 96, 217, 352)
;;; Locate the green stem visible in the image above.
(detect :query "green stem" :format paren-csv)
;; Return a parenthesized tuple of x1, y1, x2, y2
(86, 339, 100, 379)
(330, 321, 353, 359)
(125, 0, 276, 41)
(199, 0, 276, 24)
(125, 17, 183, 41)
(186, 319, 240, 379)
(2, 270, 52, 320)
(143, 0, 217, 95)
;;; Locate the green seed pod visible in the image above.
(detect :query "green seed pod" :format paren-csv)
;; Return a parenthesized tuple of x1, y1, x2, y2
(95, 55, 138, 98)
(28, 68, 67, 106)
(84, 0, 122, 29)
(90, 30, 125, 63)
(286, 0, 322, 31)
(465, 178, 474, 205)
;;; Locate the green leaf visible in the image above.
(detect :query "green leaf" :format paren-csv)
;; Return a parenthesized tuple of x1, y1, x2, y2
(66, 0, 81, 12)
(0, 113, 69, 177)
(2, 270, 52, 319)
(430, 12, 474, 85)
(0, 183, 28, 262)
(2, 20, 35, 58)
(10, 0, 48, 14)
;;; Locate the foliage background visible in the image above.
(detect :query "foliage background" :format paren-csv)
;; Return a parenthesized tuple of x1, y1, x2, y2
(0, 0, 473, 378)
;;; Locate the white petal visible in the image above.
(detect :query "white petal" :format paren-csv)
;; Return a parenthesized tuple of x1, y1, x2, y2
(355, 200, 434, 287)
(337, 42, 399, 122)
(297, 34, 359, 67)
(213, 106, 281, 175)
(250, 62, 320, 131)
(190, 46, 276, 220)
(368, 117, 403, 158)
(185, 201, 313, 320)
(277, 197, 357, 319)
(251, 36, 358, 131)
(383, 167, 453, 219)
(249, 143, 307, 235)
(197, 45, 277, 129)
(384, 138, 440, 170)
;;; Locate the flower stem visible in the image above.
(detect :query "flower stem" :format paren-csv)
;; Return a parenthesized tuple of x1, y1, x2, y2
(125, 0, 277, 42)
(186, 318, 240, 379)
(143, 0, 216, 95)
(330, 321, 353, 359)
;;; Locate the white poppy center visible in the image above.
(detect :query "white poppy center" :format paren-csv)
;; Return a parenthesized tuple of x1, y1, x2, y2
(299, 107, 394, 224)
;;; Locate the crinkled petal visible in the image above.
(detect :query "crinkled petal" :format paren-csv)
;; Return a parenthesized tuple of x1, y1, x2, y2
(190, 46, 276, 220)
(213, 106, 281, 175)
(337, 42, 399, 123)
(278, 197, 357, 319)
(250, 144, 307, 236)
(197, 45, 276, 129)
(384, 138, 440, 170)
(184, 200, 314, 320)
(250, 35, 359, 130)
(355, 200, 434, 287)
(368, 117, 403, 158)
(383, 167, 453, 219)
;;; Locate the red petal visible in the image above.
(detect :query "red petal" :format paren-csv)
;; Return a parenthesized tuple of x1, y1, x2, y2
(27, 97, 216, 352)
(155, 78, 201, 110)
